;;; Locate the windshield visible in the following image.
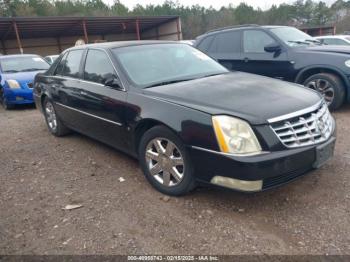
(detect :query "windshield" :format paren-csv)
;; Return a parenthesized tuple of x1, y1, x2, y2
(270, 27, 319, 47)
(0, 56, 50, 73)
(112, 44, 228, 88)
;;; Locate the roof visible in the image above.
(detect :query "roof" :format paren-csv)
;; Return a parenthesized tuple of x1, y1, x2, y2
(67, 40, 178, 51)
(300, 25, 335, 30)
(0, 54, 38, 59)
(198, 24, 288, 38)
(0, 16, 179, 40)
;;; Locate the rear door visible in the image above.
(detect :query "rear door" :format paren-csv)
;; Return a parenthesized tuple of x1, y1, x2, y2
(75, 48, 128, 149)
(240, 29, 292, 80)
(197, 30, 242, 71)
(50, 49, 85, 129)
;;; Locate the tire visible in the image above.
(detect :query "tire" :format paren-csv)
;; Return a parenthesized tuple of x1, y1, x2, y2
(138, 125, 196, 196)
(303, 73, 345, 110)
(43, 97, 70, 137)
(1, 90, 13, 110)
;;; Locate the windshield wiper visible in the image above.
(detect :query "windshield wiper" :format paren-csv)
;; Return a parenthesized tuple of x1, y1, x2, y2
(3, 70, 20, 73)
(196, 72, 226, 79)
(305, 39, 322, 45)
(21, 68, 47, 72)
(144, 78, 195, 88)
(288, 40, 310, 45)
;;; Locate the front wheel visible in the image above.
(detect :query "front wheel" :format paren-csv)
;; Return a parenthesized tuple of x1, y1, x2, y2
(1, 90, 13, 110)
(43, 98, 70, 136)
(138, 126, 196, 196)
(304, 73, 345, 110)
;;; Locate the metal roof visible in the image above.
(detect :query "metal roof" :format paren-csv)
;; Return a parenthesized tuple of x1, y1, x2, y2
(66, 40, 178, 51)
(0, 16, 179, 40)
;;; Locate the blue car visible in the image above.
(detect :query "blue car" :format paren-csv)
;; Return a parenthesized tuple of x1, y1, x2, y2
(0, 54, 50, 109)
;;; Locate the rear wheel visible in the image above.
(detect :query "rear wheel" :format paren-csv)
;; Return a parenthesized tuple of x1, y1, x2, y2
(304, 73, 345, 110)
(138, 126, 196, 196)
(43, 97, 70, 136)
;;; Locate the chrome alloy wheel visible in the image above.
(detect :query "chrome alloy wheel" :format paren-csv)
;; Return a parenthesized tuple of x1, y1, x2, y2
(145, 138, 184, 187)
(45, 101, 58, 131)
(306, 79, 335, 105)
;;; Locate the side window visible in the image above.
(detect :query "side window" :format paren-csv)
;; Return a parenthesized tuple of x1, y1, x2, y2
(54, 52, 68, 76)
(215, 31, 241, 53)
(334, 39, 349, 45)
(324, 39, 337, 45)
(197, 35, 214, 52)
(61, 50, 84, 78)
(243, 30, 276, 53)
(84, 49, 116, 84)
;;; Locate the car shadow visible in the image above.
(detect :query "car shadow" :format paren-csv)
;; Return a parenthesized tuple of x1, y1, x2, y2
(5, 104, 36, 111)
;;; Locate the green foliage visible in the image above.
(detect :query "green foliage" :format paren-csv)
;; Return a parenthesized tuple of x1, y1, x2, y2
(1, 0, 350, 38)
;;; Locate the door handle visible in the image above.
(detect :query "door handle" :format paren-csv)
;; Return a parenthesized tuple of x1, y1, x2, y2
(80, 91, 88, 96)
(244, 57, 249, 63)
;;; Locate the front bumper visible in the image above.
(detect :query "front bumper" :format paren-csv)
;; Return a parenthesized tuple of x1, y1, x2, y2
(188, 136, 336, 192)
(4, 88, 34, 105)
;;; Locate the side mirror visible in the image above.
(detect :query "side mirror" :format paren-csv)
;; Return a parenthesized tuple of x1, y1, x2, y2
(264, 43, 281, 53)
(104, 76, 122, 90)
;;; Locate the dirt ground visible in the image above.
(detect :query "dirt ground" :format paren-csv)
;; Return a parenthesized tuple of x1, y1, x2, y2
(0, 104, 349, 255)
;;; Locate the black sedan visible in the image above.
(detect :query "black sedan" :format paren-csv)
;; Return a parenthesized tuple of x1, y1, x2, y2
(34, 41, 336, 196)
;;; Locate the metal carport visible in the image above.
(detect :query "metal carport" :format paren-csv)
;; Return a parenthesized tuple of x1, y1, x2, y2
(0, 16, 182, 55)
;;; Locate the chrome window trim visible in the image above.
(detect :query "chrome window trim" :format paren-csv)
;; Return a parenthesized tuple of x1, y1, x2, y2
(191, 145, 270, 157)
(50, 75, 106, 87)
(267, 100, 323, 124)
(54, 102, 123, 127)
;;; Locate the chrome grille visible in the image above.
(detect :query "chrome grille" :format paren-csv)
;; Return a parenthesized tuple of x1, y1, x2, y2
(270, 102, 333, 148)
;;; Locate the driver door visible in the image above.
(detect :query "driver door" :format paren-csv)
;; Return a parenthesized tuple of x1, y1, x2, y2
(74, 48, 128, 150)
(240, 29, 292, 81)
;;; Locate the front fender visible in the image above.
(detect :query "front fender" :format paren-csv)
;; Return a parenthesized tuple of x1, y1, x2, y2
(126, 92, 219, 152)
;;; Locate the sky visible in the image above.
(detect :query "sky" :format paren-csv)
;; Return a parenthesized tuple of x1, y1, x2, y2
(103, 0, 337, 10)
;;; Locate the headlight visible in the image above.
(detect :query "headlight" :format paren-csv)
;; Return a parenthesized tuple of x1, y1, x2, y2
(345, 60, 350, 68)
(6, 80, 21, 89)
(212, 115, 261, 155)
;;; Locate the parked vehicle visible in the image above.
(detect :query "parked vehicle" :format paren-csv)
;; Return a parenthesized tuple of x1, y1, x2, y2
(195, 25, 350, 110)
(44, 55, 59, 64)
(179, 40, 195, 46)
(315, 35, 350, 46)
(34, 41, 335, 196)
(0, 54, 50, 109)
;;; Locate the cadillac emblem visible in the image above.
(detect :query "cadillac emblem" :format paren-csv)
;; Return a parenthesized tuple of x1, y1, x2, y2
(316, 118, 326, 135)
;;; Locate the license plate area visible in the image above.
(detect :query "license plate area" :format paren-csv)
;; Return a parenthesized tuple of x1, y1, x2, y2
(313, 137, 335, 168)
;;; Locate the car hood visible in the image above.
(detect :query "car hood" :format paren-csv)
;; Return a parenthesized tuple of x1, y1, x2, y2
(143, 72, 321, 125)
(1, 71, 45, 88)
(302, 45, 350, 55)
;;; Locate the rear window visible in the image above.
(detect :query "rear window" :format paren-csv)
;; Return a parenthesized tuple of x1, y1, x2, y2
(55, 50, 84, 78)
(197, 35, 214, 52)
(214, 31, 241, 53)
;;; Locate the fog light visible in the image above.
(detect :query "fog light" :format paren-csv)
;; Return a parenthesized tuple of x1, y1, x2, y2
(211, 176, 262, 192)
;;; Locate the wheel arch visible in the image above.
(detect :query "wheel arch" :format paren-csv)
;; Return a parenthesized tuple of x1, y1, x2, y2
(295, 66, 348, 88)
(133, 118, 182, 157)
(295, 65, 350, 103)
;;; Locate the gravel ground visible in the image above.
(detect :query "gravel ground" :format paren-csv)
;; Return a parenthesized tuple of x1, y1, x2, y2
(0, 104, 349, 255)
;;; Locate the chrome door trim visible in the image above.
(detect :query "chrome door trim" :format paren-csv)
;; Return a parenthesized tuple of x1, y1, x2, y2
(54, 102, 123, 127)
